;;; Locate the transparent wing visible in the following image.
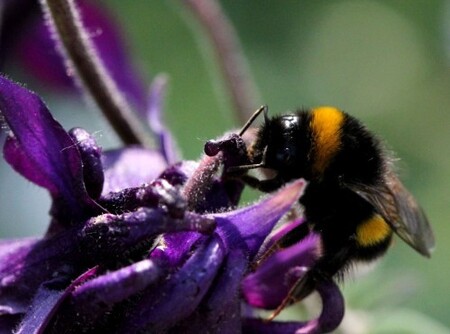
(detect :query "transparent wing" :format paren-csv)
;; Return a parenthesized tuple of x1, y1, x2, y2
(346, 172, 435, 257)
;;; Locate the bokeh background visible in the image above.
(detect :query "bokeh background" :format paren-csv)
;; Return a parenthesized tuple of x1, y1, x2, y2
(1, 1, 449, 333)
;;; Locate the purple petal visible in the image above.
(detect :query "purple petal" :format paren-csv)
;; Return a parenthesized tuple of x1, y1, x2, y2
(243, 318, 308, 334)
(68, 128, 104, 199)
(100, 178, 187, 217)
(242, 233, 321, 309)
(11, 0, 147, 111)
(79, 208, 215, 261)
(200, 250, 247, 315)
(213, 179, 307, 258)
(243, 279, 345, 334)
(0, 76, 96, 225)
(175, 249, 247, 333)
(0, 230, 80, 315)
(264, 218, 306, 249)
(147, 75, 180, 164)
(70, 259, 160, 322)
(0, 238, 38, 269)
(0, 314, 20, 334)
(159, 160, 198, 186)
(101, 147, 167, 194)
(122, 237, 225, 333)
(0, 238, 39, 315)
(302, 279, 345, 334)
(15, 267, 97, 334)
(17, 286, 66, 334)
(150, 232, 203, 268)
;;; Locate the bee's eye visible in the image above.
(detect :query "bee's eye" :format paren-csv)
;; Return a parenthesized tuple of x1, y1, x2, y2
(277, 147, 292, 164)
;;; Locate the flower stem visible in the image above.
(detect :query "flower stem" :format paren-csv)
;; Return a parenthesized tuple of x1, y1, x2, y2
(41, 0, 154, 148)
(184, 0, 261, 124)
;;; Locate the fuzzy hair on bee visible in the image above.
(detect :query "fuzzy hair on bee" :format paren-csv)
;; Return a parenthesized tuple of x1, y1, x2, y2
(231, 105, 435, 319)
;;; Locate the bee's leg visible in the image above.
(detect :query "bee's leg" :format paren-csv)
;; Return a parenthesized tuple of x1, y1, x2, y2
(240, 174, 284, 192)
(254, 222, 310, 268)
(268, 270, 318, 321)
(268, 245, 353, 320)
(278, 222, 310, 248)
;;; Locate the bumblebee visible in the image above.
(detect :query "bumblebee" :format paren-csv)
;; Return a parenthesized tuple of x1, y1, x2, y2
(232, 105, 435, 317)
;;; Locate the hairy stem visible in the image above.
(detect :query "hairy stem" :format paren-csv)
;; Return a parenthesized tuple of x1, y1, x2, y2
(41, 0, 153, 147)
(182, 153, 222, 210)
(184, 0, 260, 124)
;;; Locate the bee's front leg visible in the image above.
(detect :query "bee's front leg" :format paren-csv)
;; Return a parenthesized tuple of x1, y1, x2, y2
(240, 174, 285, 193)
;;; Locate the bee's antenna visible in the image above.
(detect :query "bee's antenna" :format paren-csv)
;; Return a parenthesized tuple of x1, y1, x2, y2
(263, 106, 269, 124)
(227, 161, 265, 173)
(238, 105, 268, 136)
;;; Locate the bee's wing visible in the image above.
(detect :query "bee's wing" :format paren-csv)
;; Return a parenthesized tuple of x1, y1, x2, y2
(346, 173, 435, 257)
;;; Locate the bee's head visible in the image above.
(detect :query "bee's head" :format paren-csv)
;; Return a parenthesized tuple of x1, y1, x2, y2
(249, 111, 312, 178)
(230, 107, 311, 179)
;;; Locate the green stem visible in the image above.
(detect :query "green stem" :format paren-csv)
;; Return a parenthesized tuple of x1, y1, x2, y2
(41, 0, 153, 147)
(184, 0, 261, 124)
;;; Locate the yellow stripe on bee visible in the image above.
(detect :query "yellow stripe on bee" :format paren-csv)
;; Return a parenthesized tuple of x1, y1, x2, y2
(356, 214, 392, 247)
(310, 106, 344, 174)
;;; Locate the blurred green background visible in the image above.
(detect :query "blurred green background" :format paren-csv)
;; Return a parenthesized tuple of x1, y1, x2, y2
(1, 1, 449, 333)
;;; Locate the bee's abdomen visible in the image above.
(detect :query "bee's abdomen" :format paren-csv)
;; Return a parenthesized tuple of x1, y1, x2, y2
(354, 213, 393, 260)
(356, 214, 391, 247)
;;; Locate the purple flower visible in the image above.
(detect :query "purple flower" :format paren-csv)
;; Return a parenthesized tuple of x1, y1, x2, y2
(0, 2, 346, 332)
(0, 75, 344, 333)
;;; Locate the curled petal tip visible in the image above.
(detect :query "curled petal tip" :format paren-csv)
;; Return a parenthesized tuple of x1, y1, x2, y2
(242, 233, 320, 309)
(312, 279, 345, 333)
(243, 279, 345, 334)
(292, 279, 345, 334)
